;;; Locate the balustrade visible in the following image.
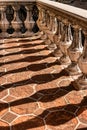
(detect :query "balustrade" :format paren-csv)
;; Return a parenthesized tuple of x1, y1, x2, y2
(0, 0, 87, 90)
(0, 0, 38, 38)
(36, 0, 87, 90)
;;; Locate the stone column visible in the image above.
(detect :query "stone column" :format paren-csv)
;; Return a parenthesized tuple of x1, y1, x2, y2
(77, 31, 87, 90)
(0, 5, 9, 37)
(67, 25, 83, 75)
(12, 4, 22, 37)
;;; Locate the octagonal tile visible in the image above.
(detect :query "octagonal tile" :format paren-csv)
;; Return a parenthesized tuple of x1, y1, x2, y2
(3, 95, 16, 102)
(0, 101, 9, 117)
(35, 81, 58, 93)
(1, 112, 17, 124)
(65, 91, 83, 104)
(0, 76, 7, 85)
(0, 120, 9, 130)
(7, 71, 31, 85)
(76, 123, 87, 129)
(10, 84, 34, 99)
(45, 110, 78, 130)
(0, 87, 8, 99)
(76, 107, 87, 124)
(12, 115, 45, 130)
(39, 90, 66, 110)
(11, 97, 39, 115)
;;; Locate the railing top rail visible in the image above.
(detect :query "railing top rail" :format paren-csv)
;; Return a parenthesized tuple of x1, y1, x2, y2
(0, 0, 36, 2)
(36, 0, 87, 20)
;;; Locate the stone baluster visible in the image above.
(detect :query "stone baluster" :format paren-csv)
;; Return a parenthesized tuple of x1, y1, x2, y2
(53, 17, 63, 58)
(37, 8, 48, 41)
(12, 4, 22, 37)
(47, 14, 57, 50)
(28, 5, 35, 32)
(0, 5, 9, 37)
(67, 25, 83, 76)
(59, 20, 72, 65)
(24, 5, 31, 34)
(76, 30, 87, 90)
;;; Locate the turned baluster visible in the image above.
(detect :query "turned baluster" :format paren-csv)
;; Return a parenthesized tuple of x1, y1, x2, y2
(24, 5, 30, 33)
(67, 25, 83, 75)
(0, 5, 9, 37)
(59, 20, 72, 65)
(28, 5, 35, 32)
(76, 31, 87, 90)
(24, 5, 34, 34)
(53, 17, 63, 58)
(12, 4, 22, 37)
(47, 14, 58, 50)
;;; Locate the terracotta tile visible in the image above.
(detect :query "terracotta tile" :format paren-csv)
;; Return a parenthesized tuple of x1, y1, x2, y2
(1, 112, 17, 123)
(30, 92, 43, 101)
(10, 84, 34, 98)
(12, 115, 45, 130)
(5, 54, 24, 63)
(45, 110, 78, 130)
(39, 90, 67, 109)
(0, 76, 7, 85)
(0, 36, 85, 130)
(4, 48, 20, 53)
(6, 62, 29, 72)
(35, 81, 58, 92)
(64, 104, 79, 113)
(65, 91, 83, 104)
(0, 87, 8, 99)
(7, 71, 31, 84)
(11, 97, 39, 115)
(31, 72, 53, 84)
(34, 108, 49, 118)
(0, 120, 9, 130)
(58, 78, 72, 88)
(3, 95, 16, 102)
(0, 101, 9, 116)
(76, 124, 87, 129)
(76, 107, 87, 124)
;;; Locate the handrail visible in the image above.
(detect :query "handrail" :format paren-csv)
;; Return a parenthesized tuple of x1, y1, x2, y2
(0, 0, 36, 2)
(36, 0, 87, 90)
(36, 0, 87, 19)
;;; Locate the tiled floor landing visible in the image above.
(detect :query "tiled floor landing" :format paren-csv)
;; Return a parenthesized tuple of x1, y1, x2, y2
(0, 37, 87, 130)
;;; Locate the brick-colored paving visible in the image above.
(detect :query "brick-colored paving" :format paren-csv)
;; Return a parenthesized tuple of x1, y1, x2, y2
(0, 38, 87, 130)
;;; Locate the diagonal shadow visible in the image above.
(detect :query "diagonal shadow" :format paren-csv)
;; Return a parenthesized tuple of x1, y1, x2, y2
(2, 46, 48, 57)
(0, 81, 75, 112)
(10, 82, 75, 106)
(0, 53, 54, 67)
(1, 69, 69, 91)
(0, 59, 59, 77)
(0, 96, 87, 130)
(1, 40, 44, 50)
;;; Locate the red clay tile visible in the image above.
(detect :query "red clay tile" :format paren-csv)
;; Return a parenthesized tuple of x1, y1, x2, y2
(0, 37, 86, 130)
(3, 95, 16, 102)
(1, 112, 17, 123)
(12, 115, 45, 130)
(65, 91, 83, 104)
(11, 97, 39, 115)
(0, 101, 9, 117)
(45, 110, 78, 130)
(10, 84, 34, 98)
(39, 91, 66, 109)
(0, 76, 7, 85)
(0, 120, 9, 130)
(0, 87, 8, 99)
(76, 107, 87, 124)
(77, 124, 87, 129)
